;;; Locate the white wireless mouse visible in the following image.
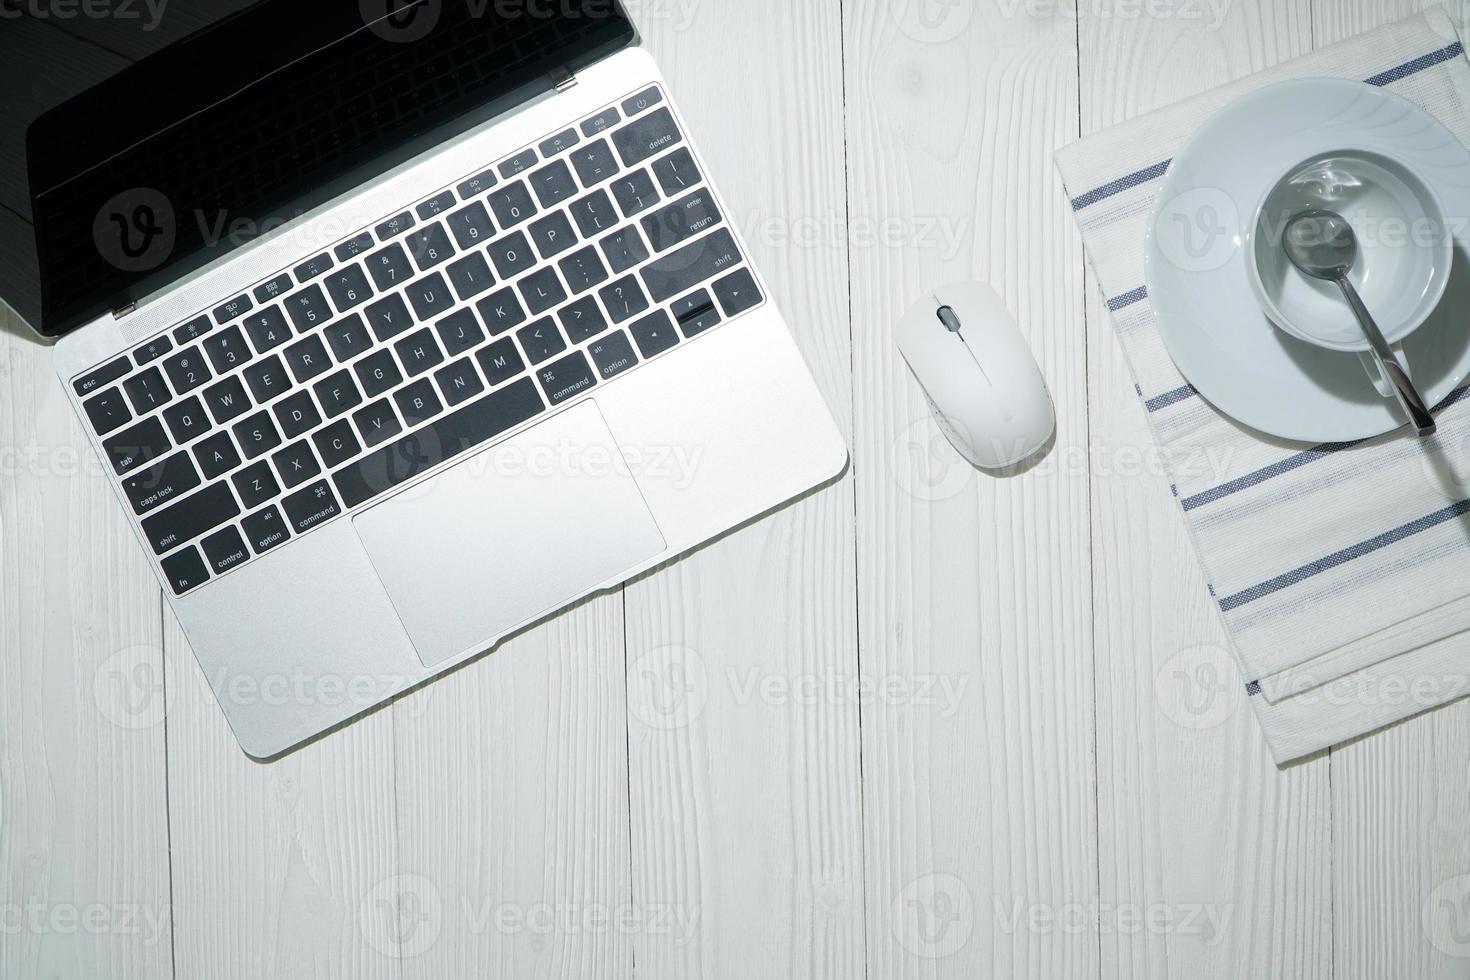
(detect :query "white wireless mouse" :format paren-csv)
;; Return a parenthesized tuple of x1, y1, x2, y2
(893, 281, 1056, 470)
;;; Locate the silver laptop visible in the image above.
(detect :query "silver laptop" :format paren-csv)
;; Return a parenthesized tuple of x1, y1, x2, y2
(28, 0, 845, 756)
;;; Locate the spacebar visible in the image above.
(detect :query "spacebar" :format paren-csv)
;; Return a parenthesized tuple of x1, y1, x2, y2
(332, 377, 545, 509)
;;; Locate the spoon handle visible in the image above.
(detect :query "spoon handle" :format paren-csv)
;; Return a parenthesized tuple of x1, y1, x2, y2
(1335, 277, 1437, 437)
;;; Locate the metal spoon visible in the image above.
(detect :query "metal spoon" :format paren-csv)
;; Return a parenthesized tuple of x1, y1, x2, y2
(1282, 208, 1436, 437)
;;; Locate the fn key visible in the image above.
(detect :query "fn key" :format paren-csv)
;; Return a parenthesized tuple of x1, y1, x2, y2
(161, 546, 210, 596)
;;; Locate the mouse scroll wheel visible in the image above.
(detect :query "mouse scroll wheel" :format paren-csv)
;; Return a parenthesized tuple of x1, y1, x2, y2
(936, 305, 963, 333)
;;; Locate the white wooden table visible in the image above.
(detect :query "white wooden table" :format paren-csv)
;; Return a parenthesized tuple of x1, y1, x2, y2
(5, 1, 1470, 977)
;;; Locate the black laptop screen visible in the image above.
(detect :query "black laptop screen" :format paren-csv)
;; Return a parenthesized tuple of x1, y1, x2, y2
(23, 0, 635, 337)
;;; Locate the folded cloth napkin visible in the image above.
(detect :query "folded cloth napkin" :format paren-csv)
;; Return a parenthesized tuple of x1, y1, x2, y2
(1057, 8, 1470, 764)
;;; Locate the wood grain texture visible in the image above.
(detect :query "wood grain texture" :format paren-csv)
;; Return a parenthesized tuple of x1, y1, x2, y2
(844, 2, 1096, 977)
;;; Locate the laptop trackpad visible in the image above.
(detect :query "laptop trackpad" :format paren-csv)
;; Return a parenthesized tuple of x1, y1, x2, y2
(353, 401, 666, 667)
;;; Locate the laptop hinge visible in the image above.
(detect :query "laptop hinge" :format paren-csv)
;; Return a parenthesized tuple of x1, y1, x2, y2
(551, 67, 577, 93)
(113, 302, 136, 319)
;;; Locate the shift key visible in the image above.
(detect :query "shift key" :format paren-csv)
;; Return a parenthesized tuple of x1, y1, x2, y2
(639, 228, 743, 304)
(141, 483, 240, 555)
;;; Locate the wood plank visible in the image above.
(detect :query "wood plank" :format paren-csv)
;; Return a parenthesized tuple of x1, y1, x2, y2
(0, 304, 172, 979)
(844, 2, 1096, 977)
(623, 3, 864, 979)
(1076, 4, 1333, 979)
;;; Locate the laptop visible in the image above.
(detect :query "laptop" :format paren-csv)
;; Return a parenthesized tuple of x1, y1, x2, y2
(26, 0, 846, 757)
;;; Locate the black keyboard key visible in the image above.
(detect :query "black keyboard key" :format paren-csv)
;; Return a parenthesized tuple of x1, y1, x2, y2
(272, 441, 322, 489)
(571, 139, 619, 187)
(194, 431, 241, 480)
(601, 226, 650, 274)
(476, 338, 525, 387)
(233, 411, 283, 460)
(332, 378, 545, 508)
(395, 328, 445, 377)
(517, 318, 566, 364)
(540, 128, 580, 157)
(314, 370, 364, 418)
(673, 288, 722, 336)
(275, 391, 322, 439)
(630, 309, 680, 359)
(283, 335, 331, 384)
(488, 182, 537, 229)
(499, 149, 538, 179)
(84, 387, 132, 435)
(488, 231, 537, 280)
(376, 210, 416, 240)
(582, 107, 621, 137)
(356, 350, 403, 398)
(406, 272, 455, 320)
(326, 265, 373, 312)
(313, 420, 361, 469)
(123, 367, 170, 414)
(294, 252, 334, 282)
(612, 107, 681, 167)
(104, 417, 170, 474)
(133, 336, 172, 366)
(282, 480, 342, 533)
(233, 460, 280, 509)
(253, 273, 295, 304)
(569, 190, 619, 239)
(283, 284, 334, 332)
(652, 147, 702, 195)
(417, 191, 455, 218)
(446, 201, 495, 250)
(203, 326, 253, 373)
(162, 346, 212, 395)
(365, 294, 414, 342)
(141, 482, 240, 555)
(394, 379, 444, 427)
(214, 294, 252, 324)
(163, 396, 210, 445)
(242, 506, 291, 555)
(713, 267, 762, 317)
(622, 86, 663, 117)
(537, 350, 597, 405)
(203, 376, 251, 424)
(322, 314, 371, 364)
(447, 252, 496, 301)
(456, 168, 497, 199)
(588, 330, 638, 380)
(599, 276, 650, 323)
(354, 400, 403, 447)
(612, 169, 660, 217)
(559, 296, 609, 343)
(335, 232, 375, 261)
(364, 244, 414, 292)
(242, 306, 292, 354)
(201, 526, 251, 575)
(406, 223, 455, 271)
(642, 188, 722, 252)
(172, 315, 212, 345)
(475, 287, 527, 335)
(161, 547, 210, 596)
(528, 160, 578, 209)
(640, 228, 742, 304)
(519, 268, 567, 316)
(75, 356, 131, 397)
(529, 211, 577, 259)
(435, 358, 485, 407)
(244, 355, 290, 404)
(436, 308, 484, 358)
(558, 247, 609, 295)
(122, 451, 201, 515)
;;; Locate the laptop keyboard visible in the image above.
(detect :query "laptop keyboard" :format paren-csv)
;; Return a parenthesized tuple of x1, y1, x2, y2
(72, 84, 765, 597)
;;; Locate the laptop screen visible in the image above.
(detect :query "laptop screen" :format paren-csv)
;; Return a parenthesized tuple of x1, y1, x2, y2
(20, 0, 635, 338)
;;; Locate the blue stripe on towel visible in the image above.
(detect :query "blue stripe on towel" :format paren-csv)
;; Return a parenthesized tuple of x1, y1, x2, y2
(1107, 286, 1149, 311)
(1365, 41, 1465, 86)
(1144, 383, 1199, 412)
(1218, 498, 1470, 611)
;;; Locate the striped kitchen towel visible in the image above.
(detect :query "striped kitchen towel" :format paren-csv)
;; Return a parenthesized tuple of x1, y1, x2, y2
(1057, 8, 1470, 763)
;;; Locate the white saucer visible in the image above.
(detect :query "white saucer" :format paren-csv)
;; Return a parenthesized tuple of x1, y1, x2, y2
(1144, 78, 1470, 443)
